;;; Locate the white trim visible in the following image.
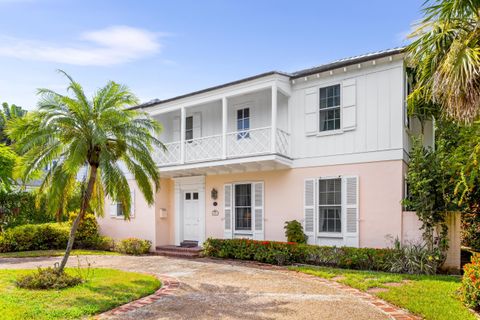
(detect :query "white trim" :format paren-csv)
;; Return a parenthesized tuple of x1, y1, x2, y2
(173, 175, 206, 246)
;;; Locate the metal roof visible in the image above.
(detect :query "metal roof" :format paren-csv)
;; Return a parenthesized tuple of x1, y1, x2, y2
(132, 47, 405, 110)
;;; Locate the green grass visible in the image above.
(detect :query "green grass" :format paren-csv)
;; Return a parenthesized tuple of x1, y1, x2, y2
(0, 268, 160, 320)
(0, 250, 120, 258)
(290, 266, 474, 320)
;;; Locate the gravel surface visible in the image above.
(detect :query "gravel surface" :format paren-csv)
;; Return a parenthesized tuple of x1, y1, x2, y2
(0, 255, 388, 320)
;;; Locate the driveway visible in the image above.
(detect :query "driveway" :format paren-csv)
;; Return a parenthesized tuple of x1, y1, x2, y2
(0, 255, 389, 320)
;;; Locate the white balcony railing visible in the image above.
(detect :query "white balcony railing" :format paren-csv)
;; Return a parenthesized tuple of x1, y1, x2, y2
(155, 127, 290, 166)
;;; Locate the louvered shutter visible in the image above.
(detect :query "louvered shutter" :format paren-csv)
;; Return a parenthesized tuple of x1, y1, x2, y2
(304, 88, 318, 135)
(342, 176, 359, 247)
(173, 116, 180, 141)
(130, 188, 135, 218)
(304, 179, 316, 244)
(192, 112, 202, 139)
(109, 202, 117, 217)
(224, 184, 233, 239)
(253, 182, 264, 240)
(342, 78, 357, 131)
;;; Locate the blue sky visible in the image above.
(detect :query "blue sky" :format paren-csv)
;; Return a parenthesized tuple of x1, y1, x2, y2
(0, 0, 424, 109)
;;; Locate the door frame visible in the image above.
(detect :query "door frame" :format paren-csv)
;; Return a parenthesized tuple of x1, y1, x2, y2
(173, 176, 206, 246)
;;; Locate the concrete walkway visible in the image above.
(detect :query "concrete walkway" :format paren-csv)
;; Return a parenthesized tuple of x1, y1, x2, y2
(0, 255, 389, 320)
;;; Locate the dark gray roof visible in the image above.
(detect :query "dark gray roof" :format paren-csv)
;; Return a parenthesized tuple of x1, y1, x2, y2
(133, 47, 405, 110)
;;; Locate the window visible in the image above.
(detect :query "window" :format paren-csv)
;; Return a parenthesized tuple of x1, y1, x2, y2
(319, 84, 341, 132)
(237, 108, 250, 139)
(234, 184, 252, 231)
(318, 178, 342, 233)
(115, 203, 124, 217)
(185, 116, 193, 141)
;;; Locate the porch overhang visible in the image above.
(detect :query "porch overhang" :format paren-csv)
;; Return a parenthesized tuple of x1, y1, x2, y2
(158, 154, 292, 178)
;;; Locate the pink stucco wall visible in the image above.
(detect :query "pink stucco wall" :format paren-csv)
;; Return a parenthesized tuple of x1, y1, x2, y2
(97, 180, 157, 248)
(205, 160, 404, 248)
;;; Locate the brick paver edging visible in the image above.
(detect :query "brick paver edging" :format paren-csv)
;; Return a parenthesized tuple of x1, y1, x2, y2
(96, 274, 180, 319)
(206, 258, 422, 320)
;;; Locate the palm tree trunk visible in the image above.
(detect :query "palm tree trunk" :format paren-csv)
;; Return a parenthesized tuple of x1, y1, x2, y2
(57, 165, 97, 273)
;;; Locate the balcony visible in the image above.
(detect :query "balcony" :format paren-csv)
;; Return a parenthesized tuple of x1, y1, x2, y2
(150, 83, 292, 175)
(154, 126, 291, 166)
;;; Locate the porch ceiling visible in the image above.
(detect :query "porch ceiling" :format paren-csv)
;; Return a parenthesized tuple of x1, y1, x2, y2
(158, 154, 292, 178)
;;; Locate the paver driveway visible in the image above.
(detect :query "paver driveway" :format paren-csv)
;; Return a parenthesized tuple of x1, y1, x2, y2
(0, 255, 389, 320)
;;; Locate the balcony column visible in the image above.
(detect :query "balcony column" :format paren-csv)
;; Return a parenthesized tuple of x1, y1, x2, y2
(271, 84, 277, 153)
(180, 106, 186, 164)
(222, 97, 227, 159)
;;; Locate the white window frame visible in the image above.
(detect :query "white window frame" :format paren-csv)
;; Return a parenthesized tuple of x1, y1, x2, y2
(317, 176, 343, 237)
(233, 182, 254, 234)
(185, 115, 194, 141)
(236, 107, 250, 139)
(318, 83, 342, 134)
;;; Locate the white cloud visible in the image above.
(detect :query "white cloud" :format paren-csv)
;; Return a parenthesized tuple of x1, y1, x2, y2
(0, 26, 163, 66)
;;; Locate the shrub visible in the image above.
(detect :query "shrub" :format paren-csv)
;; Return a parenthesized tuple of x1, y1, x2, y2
(284, 220, 307, 244)
(462, 254, 480, 311)
(0, 223, 69, 252)
(115, 238, 151, 255)
(15, 267, 83, 290)
(388, 239, 444, 275)
(203, 238, 395, 271)
(67, 211, 110, 250)
(0, 191, 52, 231)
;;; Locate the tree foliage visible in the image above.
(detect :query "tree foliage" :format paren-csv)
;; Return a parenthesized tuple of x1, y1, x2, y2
(0, 102, 27, 145)
(407, 0, 480, 123)
(0, 144, 17, 192)
(7, 70, 163, 272)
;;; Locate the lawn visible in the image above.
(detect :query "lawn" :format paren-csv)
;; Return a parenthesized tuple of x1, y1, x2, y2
(290, 266, 474, 320)
(0, 250, 120, 258)
(0, 268, 160, 319)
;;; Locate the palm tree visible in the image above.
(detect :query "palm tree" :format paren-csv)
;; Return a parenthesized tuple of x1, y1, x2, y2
(407, 0, 480, 123)
(7, 71, 163, 272)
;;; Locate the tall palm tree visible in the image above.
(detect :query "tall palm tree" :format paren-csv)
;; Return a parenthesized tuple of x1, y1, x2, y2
(407, 0, 480, 123)
(7, 71, 163, 272)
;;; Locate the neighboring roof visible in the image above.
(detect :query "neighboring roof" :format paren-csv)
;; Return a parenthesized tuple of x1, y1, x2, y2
(133, 47, 405, 110)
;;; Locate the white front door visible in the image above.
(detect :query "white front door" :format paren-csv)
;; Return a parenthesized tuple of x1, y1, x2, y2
(183, 191, 200, 241)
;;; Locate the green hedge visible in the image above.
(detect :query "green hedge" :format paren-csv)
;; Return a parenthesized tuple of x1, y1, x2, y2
(0, 223, 70, 252)
(203, 238, 394, 271)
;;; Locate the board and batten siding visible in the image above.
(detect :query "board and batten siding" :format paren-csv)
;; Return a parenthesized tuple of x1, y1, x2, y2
(290, 62, 404, 160)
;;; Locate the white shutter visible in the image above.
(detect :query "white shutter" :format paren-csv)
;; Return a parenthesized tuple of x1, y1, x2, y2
(224, 184, 233, 239)
(109, 202, 117, 217)
(342, 78, 357, 131)
(304, 88, 318, 135)
(192, 112, 202, 139)
(304, 179, 316, 244)
(253, 182, 264, 240)
(342, 176, 359, 247)
(130, 188, 135, 218)
(172, 116, 180, 141)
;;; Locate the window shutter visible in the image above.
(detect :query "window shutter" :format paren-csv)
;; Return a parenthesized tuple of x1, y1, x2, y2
(109, 202, 117, 217)
(192, 112, 202, 139)
(173, 116, 180, 141)
(342, 176, 359, 247)
(304, 179, 316, 244)
(342, 78, 356, 131)
(224, 184, 233, 239)
(130, 188, 135, 218)
(253, 182, 264, 240)
(304, 88, 318, 135)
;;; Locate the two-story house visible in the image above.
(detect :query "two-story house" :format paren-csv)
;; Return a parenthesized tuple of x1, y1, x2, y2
(97, 48, 461, 267)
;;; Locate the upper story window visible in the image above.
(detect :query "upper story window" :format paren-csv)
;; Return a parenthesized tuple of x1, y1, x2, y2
(319, 84, 341, 132)
(318, 178, 342, 233)
(237, 108, 250, 139)
(185, 116, 193, 141)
